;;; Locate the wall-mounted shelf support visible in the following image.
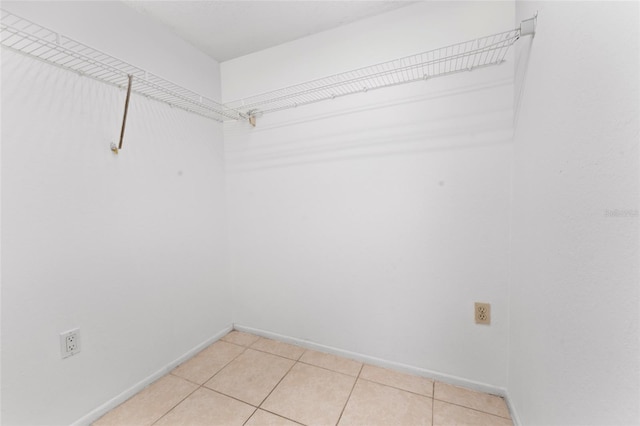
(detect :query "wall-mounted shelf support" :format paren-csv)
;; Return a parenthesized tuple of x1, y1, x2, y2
(520, 13, 537, 37)
(111, 74, 133, 154)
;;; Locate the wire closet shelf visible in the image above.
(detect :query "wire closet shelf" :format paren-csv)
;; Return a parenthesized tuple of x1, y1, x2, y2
(0, 9, 242, 122)
(1, 9, 536, 124)
(226, 26, 526, 119)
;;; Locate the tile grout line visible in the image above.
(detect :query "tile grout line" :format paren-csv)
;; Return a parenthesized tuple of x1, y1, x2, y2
(247, 343, 361, 426)
(357, 376, 434, 398)
(149, 381, 201, 426)
(335, 363, 364, 425)
(245, 343, 305, 362)
(168, 372, 204, 387)
(227, 333, 309, 425)
(255, 407, 308, 426)
(197, 341, 249, 385)
(186, 333, 304, 426)
(242, 333, 363, 376)
(433, 398, 513, 420)
(248, 337, 307, 361)
(171, 338, 249, 386)
(254, 350, 307, 414)
(154, 337, 253, 426)
(241, 407, 260, 426)
(220, 333, 261, 349)
(240, 337, 367, 381)
(432, 380, 512, 420)
(296, 359, 362, 378)
(432, 380, 435, 426)
(248, 346, 305, 361)
(205, 386, 262, 409)
(198, 340, 257, 408)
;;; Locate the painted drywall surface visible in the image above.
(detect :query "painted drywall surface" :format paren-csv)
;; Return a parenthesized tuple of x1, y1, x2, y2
(223, 2, 514, 388)
(1, 3, 229, 425)
(510, 2, 639, 425)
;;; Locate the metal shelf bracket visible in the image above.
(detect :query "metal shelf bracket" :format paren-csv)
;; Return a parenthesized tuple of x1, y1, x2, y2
(520, 13, 537, 37)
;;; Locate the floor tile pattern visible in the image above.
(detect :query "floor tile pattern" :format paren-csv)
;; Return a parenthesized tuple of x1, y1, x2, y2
(94, 331, 513, 426)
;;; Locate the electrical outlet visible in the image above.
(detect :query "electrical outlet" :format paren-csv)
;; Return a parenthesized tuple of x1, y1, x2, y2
(60, 328, 81, 359)
(475, 303, 491, 325)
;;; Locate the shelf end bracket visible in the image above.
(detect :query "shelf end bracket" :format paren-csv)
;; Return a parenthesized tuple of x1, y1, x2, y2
(520, 12, 537, 37)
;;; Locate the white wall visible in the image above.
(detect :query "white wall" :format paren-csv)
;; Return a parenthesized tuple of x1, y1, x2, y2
(5, 2, 636, 424)
(223, 1, 515, 389)
(1, 2, 230, 425)
(509, 2, 639, 425)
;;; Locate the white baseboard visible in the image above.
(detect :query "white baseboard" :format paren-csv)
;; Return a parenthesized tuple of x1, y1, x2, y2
(72, 324, 233, 426)
(234, 324, 515, 412)
(73, 323, 520, 425)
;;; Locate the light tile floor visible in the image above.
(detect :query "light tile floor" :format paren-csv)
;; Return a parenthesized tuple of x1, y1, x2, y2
(94, 331, 513, 426)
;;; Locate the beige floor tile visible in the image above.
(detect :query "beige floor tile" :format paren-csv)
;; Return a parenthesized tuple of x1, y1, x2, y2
(171, 340, 245, 384)
(204, 349, 295, 406)
(339, 379, 432, 426)
(93, 375, 197, 426)
(360, 365, 433, 397)
(434, 382, 510, 418)
(154, 388, 255, 426)
(250, 337, 306, 360)
(433, 400, 513, 426)
(245, 409, 302, 426)
(221, 330, 260, 346)
(299, 349, 362, 377)
(262, 362, 356, 426)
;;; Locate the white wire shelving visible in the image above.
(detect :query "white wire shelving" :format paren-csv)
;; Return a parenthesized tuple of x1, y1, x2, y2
(227, 15, 535, 124)
(0, 9, 242, 122)
(228, 28, 522, 121)
(1, 8, 536, 126)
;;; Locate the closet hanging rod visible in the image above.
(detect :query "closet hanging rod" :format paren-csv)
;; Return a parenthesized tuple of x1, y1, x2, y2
(228, 15, 536, 124)
(0, 9, 242, 122)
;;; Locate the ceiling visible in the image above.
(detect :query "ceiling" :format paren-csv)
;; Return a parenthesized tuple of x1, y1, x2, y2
(122, 1, 414, 62)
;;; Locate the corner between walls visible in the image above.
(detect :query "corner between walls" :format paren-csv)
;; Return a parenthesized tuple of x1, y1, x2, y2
(233, 324, 519, 423)
(68, 321, 522, 425)
(71, 325, 234, 426)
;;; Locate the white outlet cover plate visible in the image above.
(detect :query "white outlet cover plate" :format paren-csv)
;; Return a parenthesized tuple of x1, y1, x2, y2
(60, 328, 81, 359)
